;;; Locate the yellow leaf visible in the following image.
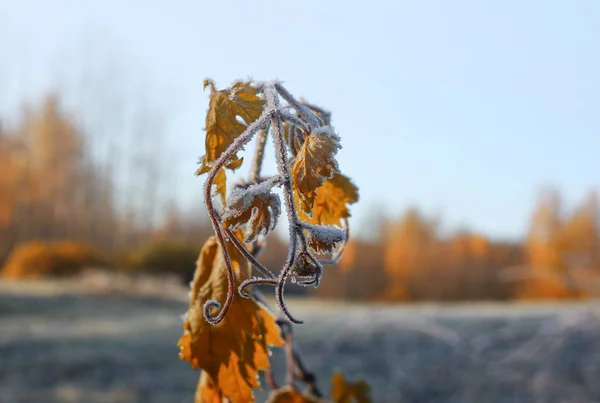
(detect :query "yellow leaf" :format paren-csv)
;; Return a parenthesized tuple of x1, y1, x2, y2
(291, 126, 341, 215)
(330, 372, 371, 403)
(223, 182, 281, 243)
(204, 80, 264, 165)
(266, 387, 324, 403)
(298, 173, 359, 226)
(179, 235, 284, 403)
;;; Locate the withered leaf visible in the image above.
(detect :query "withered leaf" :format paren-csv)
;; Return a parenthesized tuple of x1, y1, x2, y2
(291, 126, 341, 215)
(303, 224, 346, 255)
(196, 371, 225, 403)
(222, 179, 281, 243)
(203, 80, 264, 165)
(179, 235, 284, 403)
(291, 251, 321, 279)
(298, 173, 359, 226)
(266, 387, 324, 403)
(330, 372, 372, 403)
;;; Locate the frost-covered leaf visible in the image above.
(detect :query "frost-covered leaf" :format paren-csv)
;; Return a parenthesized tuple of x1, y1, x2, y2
(292, 252, 321, 277)
(298, 173, 359, 226)
(303, 223, 346, 254)
(266, 387, 324, 403)
(203, 80, 264, 165)
(291, 126, 341, 214)
(222, 178, 282, 243)
(330, 372, 372, 403)
(178, 236, 284, 403)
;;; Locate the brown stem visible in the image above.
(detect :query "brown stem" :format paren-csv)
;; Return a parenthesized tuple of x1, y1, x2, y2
(275, 83, 323, 127)
(202, 111, 270, 325)
(249, 126, 269, 184)
(225, 227, 276, 279)
(265, 84, 304, 324)
(265, 366, 279, 391)
(238, 277, 278, 298)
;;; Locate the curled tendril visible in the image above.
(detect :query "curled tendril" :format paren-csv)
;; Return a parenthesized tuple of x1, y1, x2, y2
(238, 277, 279, 299)
(203, 299, 223, 325)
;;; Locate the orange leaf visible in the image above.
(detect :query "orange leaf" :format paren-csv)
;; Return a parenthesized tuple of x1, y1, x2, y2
(298, 173, 359, 226)
(203, 80, 264, 165)
(291, 126, 341, 215)
(179, 235, 284, 403)
(266, 387, 323, 403)
(330, 372, 372, 403)
(196, 371, 225, 403)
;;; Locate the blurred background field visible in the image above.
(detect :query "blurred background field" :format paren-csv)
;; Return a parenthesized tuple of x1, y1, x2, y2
(2, 278, 600, 402)
(2, 0, 600, 402)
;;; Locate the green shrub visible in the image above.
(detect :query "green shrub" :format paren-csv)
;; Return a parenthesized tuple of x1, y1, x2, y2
(1, 240, 102, 278)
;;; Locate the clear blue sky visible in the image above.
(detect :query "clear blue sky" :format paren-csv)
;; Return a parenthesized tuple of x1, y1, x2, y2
(1, 0, 599, 240)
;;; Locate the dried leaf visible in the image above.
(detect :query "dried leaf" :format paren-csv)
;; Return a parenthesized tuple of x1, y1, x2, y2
(266, 387, 323, 403)
(196, 372, 225, 403)
(330, 372, 372, 403)
(303, 224, 346, 254)
(291, 251, 321, 279)
(204, 80, 264, 165)
(291, 126, 341, 214)
(222, 180, 282, 243)
(179, 236, 284, 403)
(298, 173, 359, 226)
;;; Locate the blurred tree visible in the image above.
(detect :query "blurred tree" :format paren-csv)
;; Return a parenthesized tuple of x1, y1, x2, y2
(383, 207, 440, 300)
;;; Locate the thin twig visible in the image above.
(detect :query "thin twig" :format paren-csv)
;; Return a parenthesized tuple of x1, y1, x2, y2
(275, 83, 323, 127)
(253, 290, 323, 397)
(249, 125, 269, 184)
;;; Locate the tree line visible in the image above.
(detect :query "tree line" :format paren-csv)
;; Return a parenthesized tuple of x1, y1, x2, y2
(1, 92, 598, 301)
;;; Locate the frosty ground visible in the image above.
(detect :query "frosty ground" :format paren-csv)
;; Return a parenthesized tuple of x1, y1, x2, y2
(1, 278, 600, 403)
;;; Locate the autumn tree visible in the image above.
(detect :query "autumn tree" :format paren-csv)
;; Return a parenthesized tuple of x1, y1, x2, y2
(518, 188, 575, 299)
(383, 207, 441, 300)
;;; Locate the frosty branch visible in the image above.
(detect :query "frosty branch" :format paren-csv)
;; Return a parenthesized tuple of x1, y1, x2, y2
(198, 80, 358, 325)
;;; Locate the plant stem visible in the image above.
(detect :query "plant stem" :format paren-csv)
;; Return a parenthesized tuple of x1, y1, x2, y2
(264, 84, 304, 324)
(202, 111, 270, 325)
(249, 126, 269, 184)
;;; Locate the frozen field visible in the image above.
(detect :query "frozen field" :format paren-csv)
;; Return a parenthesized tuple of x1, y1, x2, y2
(1, 279, 600, 402)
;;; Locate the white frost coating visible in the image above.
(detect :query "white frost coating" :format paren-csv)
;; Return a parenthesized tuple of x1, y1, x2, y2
(308, 126, 342, 181)
(180, 312, 188, 323)
(302, 223, 346, 253)
(311, 125, 342, 148)
(222, 176, 282, 242)
(223, 176, 281, 216)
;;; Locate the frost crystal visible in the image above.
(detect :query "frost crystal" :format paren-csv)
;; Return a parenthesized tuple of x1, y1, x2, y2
(302, 223, 346, 254)
(224, 176, 281, 213)
(222, 176, 282, 243)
